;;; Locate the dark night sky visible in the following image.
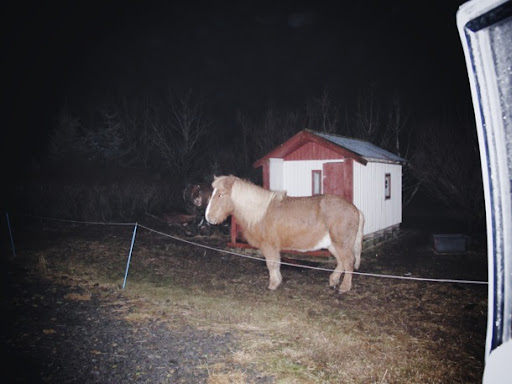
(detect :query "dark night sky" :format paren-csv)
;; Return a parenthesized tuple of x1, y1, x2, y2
(2, 0, 472, 172)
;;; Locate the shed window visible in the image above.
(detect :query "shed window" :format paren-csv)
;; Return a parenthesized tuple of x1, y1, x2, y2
(385, 173, 391, 199)
(312, 170, 322, 195)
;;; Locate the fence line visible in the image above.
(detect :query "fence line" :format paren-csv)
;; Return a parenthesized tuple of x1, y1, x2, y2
(5, 212, 16, 258)
(122, 223, 138, 289)
(9, 213, 488, 286)
(22, 214, 136, 226)
(137, 224, 488, 286)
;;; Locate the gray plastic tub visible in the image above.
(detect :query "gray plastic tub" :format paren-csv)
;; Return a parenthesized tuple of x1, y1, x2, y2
(432, 234, 469, 253)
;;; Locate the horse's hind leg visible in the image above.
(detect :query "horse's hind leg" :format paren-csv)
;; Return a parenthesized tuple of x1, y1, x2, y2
(328, 243, 355, 293)
(328, 245, 343, 288)
(261, 246, 282, 290)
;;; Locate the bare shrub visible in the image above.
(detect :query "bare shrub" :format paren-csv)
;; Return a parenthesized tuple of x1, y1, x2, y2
(410, 115, 484, 229)
(36, 252, 48, 275)
(15, 178, 182, 222)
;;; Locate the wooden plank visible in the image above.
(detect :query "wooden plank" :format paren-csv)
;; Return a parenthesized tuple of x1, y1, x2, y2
(344, 158, 353, 202)
(323, 161, 344, 196)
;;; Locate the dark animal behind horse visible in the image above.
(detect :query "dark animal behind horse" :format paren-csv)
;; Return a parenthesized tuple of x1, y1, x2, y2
(205, 175, 364, 293)
(183, 183, 213, 214)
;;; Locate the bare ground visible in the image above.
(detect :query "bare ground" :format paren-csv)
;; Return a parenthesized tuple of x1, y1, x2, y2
(1, 218, 488, 383)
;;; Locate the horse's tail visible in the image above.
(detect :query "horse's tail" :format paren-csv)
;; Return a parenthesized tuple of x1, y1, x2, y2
(353, 210, 364, 270)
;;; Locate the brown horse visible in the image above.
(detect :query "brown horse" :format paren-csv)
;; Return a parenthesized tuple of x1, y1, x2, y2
(183, 183, 213, 213)
(205, 175, 364, 293)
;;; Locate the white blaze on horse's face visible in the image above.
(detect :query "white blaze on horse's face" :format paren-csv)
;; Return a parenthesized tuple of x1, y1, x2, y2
(205, 188, 217, 224)
(205, 185, 234, 225)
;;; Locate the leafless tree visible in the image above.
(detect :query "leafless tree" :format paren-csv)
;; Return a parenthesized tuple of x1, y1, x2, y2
(150, 90, 210, 179)
(236, 109, 251, 170)
(351, 87, 422, 207)
(236, 106, 306, 170)
(49, 108, 84, 161)
(306, 88, 340, 133)
(355, 85, 381, 142)
(49, 107, 126, 165)
(382, 94, 421, 207)
(115, 97, 157, 168)
(353, 87, 408, 151)
(83, 109, 124, 163)
(384, 93, 409, 157)
(236, 90, 341, 171)
(411, 114, 484, 228)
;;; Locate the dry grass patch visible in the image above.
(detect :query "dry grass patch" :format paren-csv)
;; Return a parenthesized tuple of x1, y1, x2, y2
(207, 369, 248, 384)
(63, 292, 92, 301)
(15, 223, 487, 383)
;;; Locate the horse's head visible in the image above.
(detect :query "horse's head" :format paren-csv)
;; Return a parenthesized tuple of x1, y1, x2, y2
(190, 183, 213, 209)
(205, 175, 236, 225)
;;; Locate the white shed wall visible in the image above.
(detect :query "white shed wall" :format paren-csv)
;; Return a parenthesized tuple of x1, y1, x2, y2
(281, 159, 342, 197)
(269, 158, 284, 191)
(282, 160, 326, 196)
(353, 162, 402, 235)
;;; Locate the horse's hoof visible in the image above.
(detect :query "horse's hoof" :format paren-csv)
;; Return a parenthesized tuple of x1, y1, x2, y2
(329, 274, 341, 287)
(338, 286, 351, 294)
(268, 282, 281, 290)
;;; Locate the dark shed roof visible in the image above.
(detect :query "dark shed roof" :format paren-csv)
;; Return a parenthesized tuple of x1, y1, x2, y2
(253, 130, 406, 168)
(314, 131, 406, 164)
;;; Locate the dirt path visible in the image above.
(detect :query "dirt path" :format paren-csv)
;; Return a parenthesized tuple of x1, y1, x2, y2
(2, 265, 272, 383)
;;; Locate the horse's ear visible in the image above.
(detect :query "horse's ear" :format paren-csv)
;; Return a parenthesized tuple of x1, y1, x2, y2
(212, 175, 223, 187)
(275, 191, 287, 201)
(224, 175, 236, 189)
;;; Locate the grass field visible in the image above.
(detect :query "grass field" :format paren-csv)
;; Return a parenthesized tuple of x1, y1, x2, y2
(9, 219, 488, 383)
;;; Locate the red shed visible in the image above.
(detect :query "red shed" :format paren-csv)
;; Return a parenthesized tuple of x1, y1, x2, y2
(229, 129, 406, 251)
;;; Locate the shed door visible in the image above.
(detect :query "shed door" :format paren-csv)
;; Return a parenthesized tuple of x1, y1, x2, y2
(323, 161, 352, 202)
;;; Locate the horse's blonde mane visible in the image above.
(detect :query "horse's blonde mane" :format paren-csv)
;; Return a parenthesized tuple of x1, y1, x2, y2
(231, 178, 278, 228)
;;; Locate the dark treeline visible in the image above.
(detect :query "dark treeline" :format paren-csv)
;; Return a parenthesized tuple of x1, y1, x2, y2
(11, 86, 483, 230)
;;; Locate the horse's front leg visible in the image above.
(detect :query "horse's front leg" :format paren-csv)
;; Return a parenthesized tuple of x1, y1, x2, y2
(261, 246, 282, 290)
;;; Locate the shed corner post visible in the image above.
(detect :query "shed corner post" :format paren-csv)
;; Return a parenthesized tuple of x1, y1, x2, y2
(230, 216, 238, 246)
(262, 160, 270, 190)
(344, 158, 354, 203)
